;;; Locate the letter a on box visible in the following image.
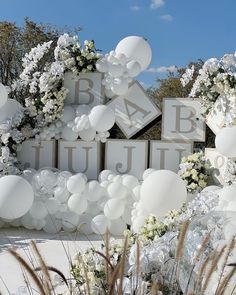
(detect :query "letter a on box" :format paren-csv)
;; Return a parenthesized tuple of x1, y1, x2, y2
(63, 72, 103, 106)
(107, 81, 161, 138)
(162, 98, 205, 141)
(58, 140, 101, 180)
(17, 140, 56, 170)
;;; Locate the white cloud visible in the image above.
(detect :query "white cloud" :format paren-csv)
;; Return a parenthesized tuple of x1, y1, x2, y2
(160, 14, 173, 21)
(150, 0, 165, 9)
(146, 65, 177, 73)
(130, 5, 141, 11)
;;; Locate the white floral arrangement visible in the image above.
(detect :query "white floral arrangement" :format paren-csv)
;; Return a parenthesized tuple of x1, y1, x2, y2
(178, 151, 211, 193)
(181, 52, 236, 118)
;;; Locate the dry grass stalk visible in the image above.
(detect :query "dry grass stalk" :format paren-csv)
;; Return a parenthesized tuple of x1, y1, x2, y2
(135, 241, 141, 295)
(151, 281, 158, 295)
(118, 237, 128, 295)
(201, 245, 227, 293)
(105, 228, 110, 283)
(80, 255, 91, 295)
(216, 265, 236, 295)
(30, 240, 51, 295)
(215, 237, 236, 294)
(175, 220, 190, 260)
(8, 248, 47, 295)
(109, 261, 122, 295)
(194, 255, 210, 293)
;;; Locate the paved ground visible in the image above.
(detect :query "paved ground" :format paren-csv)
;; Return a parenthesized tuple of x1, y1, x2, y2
(0, 228, 104, 294)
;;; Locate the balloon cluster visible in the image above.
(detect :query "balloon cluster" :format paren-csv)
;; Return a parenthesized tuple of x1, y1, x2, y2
(131, 169, 187, 233)
(0, 168, 143, 235)
(96, 36, 152, 97)
(37, 104, 115, 142)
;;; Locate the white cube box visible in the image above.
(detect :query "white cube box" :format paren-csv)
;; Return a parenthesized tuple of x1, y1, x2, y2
(58, 140, 101, 180)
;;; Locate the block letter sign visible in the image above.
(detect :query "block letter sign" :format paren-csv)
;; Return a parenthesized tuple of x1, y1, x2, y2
(105, 139, 148, 180)
(149, 141, 193, 173)
(108, 81, 161, 138)
(58, 140, 101, 180)
(162, 98, 205, 142)
(204, 148, 228, 185)
(206, 97, 226, 134)
(17, 140, 56, 170)
(63, 72, 103, 106)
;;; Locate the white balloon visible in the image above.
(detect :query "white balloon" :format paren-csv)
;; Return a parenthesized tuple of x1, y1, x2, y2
(85, 181, 107, 202)
(78, 214, 93, 235)
(61, 211, 80, 232)
(61, 126, 78, 141)
(89, 105, 115, 132)
(0, 99, 22, 122)
(109, 218, 126, 236)
(111, 78, 129, 95)
(115, 53, 127, 65)
(140, 170, 187, 217)
(99, 170, 116, 182)
(105, 88, 115, 99)
(112, 175, 123, 183)
(131, 215, 147, 233)
(109, 63, 125, 78)
(219, 185, 236, 203)
(132, 185, 141, 201)
(67, 173, 87, 194)
(126, 60, 141, 77)
(54, 186, 70, 203)
(0, 83, 8, 108)
(68, 193, 88, 215)
(122, 175, 139, 189)
(115, 36, 152, 71)
(107, 182, 128, 199)
(76, 105, 91, 116)
(0, 176, 34, 220)
(104, 199, 125, 220)
(29, 201, 48, 220)
(61, 105, 76, 123)
(38, 169, 58, 189)
(78, 127, 96, 141)
(215, 126, 236, 158)
(96, 59, 109, 73)
(43, 216, 62, 234)
(86, 201, 101, 215)
(91, 214, 110, 235)
(45, 198, 60, 215)
(142, 168, 156, 180)
(21, 213, 34, 230)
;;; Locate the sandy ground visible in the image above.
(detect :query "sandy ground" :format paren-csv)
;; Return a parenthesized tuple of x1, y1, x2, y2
(0, 228, 104, 294)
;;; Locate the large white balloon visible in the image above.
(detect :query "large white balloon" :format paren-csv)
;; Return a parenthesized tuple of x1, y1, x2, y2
(0, 83, 8, 108)
(140, 170, 187, 217)
(0, 99, 22, 121)
(215, 126, 236, 158)
(91, 214, 110, 235)
(0, 176, 34, 219)
(67, 173, 87, 194)
(89, 105, 115, 132)
(115, 36, 152, 71)
(78, 127, 96, 141)
(61, 126, 78, 141)
(104, 199, 125, 220)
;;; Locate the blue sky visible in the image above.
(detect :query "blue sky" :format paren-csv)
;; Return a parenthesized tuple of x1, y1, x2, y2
(1, 0, 235, 87)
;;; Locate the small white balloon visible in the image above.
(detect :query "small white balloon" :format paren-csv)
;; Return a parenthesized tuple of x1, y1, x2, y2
(140, 170, 187, 217)
(215, 126, 236, 158)
(105, 88, 115, 99)
(99, 170, 116, 182)
(29, 201, 48, 220)
(68, 193, 88, 215)
(85, 181, 107, 202)
(54, 186, 70, 203)
(96, 59, 109, 73)
(91, 214, 110, 235)
(76, 105, 91, 116)
(107, 182, 128, 199)
(0, 176, 34, 220)
(86, 201, 101, 216)
(43, 216, 62, 234)
(132, 185, 141, 201)
(61, 126, 78, 141)
(45, 198, 60, 215)
(142, 168, 156, 180)
(89, 105, 115, 132)
(61, 211, 80, 232)
(109, 63, 125, 78)
(109, 218, 126, 236)
(67, 173, 87, 194)
(104, 199, 125, 220)
(122, 175, 139, 189)
(78, 214, 93, 235)
(61, 105, 76, 123)
(126, 60, 141, 77)
(111, 78, 129, 96)
(0, 83, 8, 108)
(21, 213, 34, 230)
(78, 127, 96, 141)
(131, 215, 147, 233)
